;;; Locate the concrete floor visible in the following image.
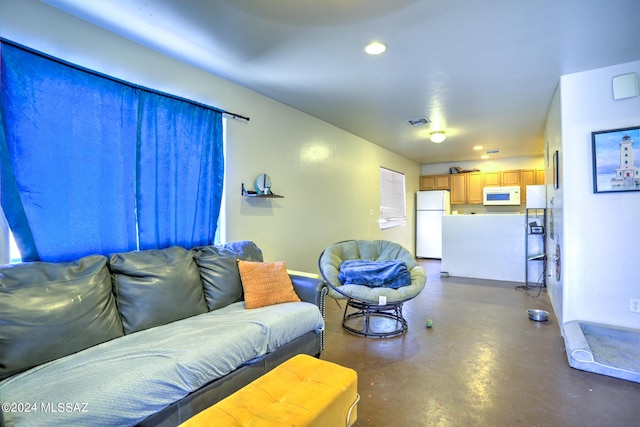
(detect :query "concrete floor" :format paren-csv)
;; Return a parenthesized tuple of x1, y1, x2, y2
(320, 259, 640, 427)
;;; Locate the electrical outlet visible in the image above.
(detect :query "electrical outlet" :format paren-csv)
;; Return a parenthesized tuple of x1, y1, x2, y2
(630, 299, 640, 313)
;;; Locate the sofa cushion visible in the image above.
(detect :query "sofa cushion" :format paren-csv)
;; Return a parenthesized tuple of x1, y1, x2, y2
(0, 301, 324, 427)
(0, 255, 123, 380)
(195, 241, 264, 311)
(109, 246, 208, 334)
(238, 260, 301, 309)
(194, 246, 243, 311)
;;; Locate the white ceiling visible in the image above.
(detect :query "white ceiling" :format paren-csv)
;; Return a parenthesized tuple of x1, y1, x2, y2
(43, 0, 640, 164)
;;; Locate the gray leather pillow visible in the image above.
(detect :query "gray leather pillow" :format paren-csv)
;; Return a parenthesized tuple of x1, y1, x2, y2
(195, 241, 264, 311)
(0, 255, 123, 380)
(223, 241, 264, 262)
(194, 245, 243, 311)
(109, 246, 208, 334)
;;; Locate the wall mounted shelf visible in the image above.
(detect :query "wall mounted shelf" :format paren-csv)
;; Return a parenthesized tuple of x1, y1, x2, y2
(241, 183, 284, 198)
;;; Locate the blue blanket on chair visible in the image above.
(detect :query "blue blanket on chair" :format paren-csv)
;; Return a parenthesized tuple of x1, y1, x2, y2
(338, 260, 411, 289)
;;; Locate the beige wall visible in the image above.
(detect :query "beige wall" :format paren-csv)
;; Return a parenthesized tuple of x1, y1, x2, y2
(0, 0, 420, 273)
(224, 101, 420, 271)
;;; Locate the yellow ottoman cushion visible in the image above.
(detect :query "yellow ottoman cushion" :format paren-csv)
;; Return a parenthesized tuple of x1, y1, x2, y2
(180, 354, 358, 427)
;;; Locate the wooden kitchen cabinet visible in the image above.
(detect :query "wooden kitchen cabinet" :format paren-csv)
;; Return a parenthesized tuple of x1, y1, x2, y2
(446, 168, 543, 205)
(521, 170, 536, 187)
(449, 174, 467, 204)
(482, 171, 501, 187)
(420, 174, 450, 190)
(520, 169, 535, 203)
(420, 175, 436, 190)
(451, 172, 490, 204)
(466, 173, 483, 204)
(483, 170, 520, 187)
(520, 169, 545, 202)
(435, 174, 451, 189)
(501, 170, 521, 186)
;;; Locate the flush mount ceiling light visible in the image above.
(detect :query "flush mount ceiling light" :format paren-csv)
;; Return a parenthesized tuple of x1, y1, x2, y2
(430, 131, 446, 143)
(364, 41, 387, 55)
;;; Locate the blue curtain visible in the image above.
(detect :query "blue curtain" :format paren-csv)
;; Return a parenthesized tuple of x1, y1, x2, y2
(136, 92, 223, 250)
(0, 41, 223, 262)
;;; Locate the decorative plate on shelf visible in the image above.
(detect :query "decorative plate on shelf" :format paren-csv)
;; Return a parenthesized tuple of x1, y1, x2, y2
(255, 173, 272, 195)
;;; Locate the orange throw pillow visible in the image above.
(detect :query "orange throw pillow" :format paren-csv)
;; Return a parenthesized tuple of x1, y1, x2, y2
(237, 260, 301, 309)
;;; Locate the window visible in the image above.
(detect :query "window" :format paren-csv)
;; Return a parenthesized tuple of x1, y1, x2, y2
(8, 232, 20, 263)
(0, 208, 20, 264)
(379, 167, 406, 229)
(214, 117, 229, 246)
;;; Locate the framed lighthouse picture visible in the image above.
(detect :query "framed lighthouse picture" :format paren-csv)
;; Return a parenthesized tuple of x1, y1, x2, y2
(591, 126, 640, 193)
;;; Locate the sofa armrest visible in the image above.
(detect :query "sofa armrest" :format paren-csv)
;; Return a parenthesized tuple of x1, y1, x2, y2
(290, 275, 327, 353)
(290, 275, 328, 310)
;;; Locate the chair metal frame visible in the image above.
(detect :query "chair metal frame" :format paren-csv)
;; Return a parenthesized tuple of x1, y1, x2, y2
(318, 241, 421, 338)
(339, 297, 408, 338)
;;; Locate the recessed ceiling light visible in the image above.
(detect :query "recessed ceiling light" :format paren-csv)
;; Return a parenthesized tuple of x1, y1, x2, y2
(481, 155, 490, 159)
(473, 145, 484, 151)
(364, 41, 387, 55)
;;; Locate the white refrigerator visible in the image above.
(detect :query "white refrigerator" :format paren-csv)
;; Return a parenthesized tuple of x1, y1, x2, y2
(416, 190, 451, 259)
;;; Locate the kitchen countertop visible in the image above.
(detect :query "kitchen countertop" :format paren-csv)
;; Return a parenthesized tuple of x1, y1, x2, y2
(441, 214, 527, 282)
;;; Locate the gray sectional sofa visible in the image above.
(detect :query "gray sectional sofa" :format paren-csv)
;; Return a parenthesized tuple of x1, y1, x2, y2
(0, 241, 327, 427)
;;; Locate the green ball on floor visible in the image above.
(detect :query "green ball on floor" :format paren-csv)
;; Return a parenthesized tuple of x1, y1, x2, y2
(425, 319, 433, 328)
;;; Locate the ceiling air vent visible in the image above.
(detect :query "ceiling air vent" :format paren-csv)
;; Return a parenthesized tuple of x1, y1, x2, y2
(486, 148, 500, 154)
(408, 117, 430, 126)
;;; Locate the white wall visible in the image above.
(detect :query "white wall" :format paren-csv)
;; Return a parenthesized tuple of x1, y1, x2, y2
(552, 61, 640, 329)
(543, 85, 564, 324)
(0, 1, 420, 273)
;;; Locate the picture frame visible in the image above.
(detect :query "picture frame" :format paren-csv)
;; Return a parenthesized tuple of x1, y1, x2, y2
(591, 126, 640, 193)
(552, 150, 559, 189)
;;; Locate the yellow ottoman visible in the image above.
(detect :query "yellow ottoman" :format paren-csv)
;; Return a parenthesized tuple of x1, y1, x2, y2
(180, 354, 358, 427)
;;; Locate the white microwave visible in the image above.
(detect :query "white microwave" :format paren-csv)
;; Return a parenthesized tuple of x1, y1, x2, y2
(483, 186, 521, 206)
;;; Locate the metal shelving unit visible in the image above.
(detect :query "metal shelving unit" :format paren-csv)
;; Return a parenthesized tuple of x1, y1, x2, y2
(524, 208, 546, 288)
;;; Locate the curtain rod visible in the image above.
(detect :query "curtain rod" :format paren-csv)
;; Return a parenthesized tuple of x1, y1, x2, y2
(0, 38, 250, 122)
(224, 112, 250, 122)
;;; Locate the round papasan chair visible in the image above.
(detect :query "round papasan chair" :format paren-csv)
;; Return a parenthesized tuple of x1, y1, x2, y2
(318, 240, 426, 338)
